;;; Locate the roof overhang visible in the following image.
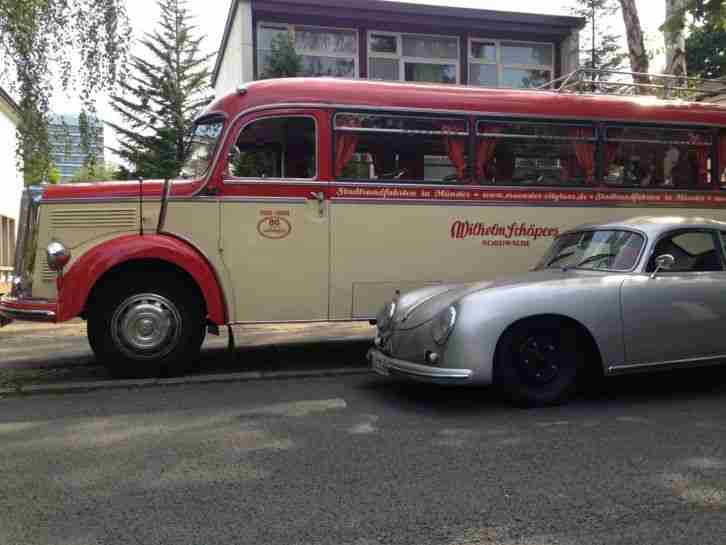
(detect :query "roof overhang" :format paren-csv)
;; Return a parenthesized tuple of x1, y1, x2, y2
(0, 86, 21, 123)
(213, 0, 586, 86)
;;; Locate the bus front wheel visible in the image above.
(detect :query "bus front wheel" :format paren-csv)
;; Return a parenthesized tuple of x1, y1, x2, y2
(87, 273, 206, 378)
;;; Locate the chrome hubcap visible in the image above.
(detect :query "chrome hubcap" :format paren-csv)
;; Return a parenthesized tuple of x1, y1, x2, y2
(111, 294, 182, 359)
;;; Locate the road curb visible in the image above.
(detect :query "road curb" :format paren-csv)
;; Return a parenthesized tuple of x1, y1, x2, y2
(0, 367, 371, 397)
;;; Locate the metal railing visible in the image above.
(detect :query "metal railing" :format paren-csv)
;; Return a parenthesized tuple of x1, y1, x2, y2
(537, 68, 726, 101)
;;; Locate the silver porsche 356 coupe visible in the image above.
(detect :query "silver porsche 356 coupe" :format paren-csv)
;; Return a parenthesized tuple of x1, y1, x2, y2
(368, 216, 726, 406)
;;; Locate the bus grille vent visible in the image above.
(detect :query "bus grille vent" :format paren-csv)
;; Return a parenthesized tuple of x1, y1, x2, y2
(51, 208, 138, 230)
(41, 258, 55, 282)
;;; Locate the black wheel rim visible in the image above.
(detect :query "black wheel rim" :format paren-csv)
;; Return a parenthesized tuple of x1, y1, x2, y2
(515, 334, 562, 386)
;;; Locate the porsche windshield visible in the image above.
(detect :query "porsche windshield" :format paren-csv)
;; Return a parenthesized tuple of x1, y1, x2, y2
(540, 229, 644, 272)
(180, 116, 225, 178)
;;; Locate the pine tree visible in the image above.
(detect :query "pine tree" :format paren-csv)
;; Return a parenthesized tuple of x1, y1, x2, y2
(569, 0, 628, 79)
(108, 0, 213, 179)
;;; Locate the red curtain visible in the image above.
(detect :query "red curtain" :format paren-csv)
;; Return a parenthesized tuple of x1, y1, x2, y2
(603, 128, 622, 183)
(476, 125, 502, 183)
(689, 133, 710, 188)
(440, 124, 467, 181)
(334, 117, 361, 177)
(570, 128, 596, 185)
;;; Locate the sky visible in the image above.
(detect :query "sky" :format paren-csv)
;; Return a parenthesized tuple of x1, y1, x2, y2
(49, 0, 669, 164)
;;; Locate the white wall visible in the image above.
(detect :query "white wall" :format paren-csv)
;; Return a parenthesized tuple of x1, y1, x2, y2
(214, 0, 255, 97)
(0, 101, 22, 225)
(560, 28, 580, 77)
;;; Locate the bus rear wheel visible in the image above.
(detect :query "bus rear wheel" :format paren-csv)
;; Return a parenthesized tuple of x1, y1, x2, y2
(87, 274, 206, 378)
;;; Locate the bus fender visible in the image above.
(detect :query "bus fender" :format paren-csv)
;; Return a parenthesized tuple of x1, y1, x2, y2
(57, 234, 228, 325)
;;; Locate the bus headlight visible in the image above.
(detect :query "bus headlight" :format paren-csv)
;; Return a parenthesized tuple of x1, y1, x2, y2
(46, 241, 71, 271)
(377, 300, 397, 332)
(432, 306, 457, 345)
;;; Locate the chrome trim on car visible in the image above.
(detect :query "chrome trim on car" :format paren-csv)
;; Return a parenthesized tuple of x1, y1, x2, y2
(12, 187, 44, 298)
(367, 348, 472, 382)
(608, 353, 726, 374)
(0, 305, 56, 323)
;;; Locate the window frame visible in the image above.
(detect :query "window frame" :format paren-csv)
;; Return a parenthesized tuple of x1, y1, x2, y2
(332, 110, 470, 184)
(645, 228, 726, 274)
(475, 118, 597, 187)
(468, 37, 555, 88)
(603, 123, 717, 188)
(367, 30, 460, 84)
(538, 228, 647, 273)
(257, 22, 359, 79)
(223, 114, 320, 183)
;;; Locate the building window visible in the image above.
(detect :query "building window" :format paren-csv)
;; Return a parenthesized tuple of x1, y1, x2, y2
(368, 32, 459, 84)
(257, 23, 357, 78)
(334, 112, 469, 183)
(0, 216, 15, 271)
(469, 39, 554, 89)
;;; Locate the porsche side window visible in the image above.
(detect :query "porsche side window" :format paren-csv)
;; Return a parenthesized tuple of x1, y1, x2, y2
(228, 117, 316, 179)
(647, 231, 723, 272)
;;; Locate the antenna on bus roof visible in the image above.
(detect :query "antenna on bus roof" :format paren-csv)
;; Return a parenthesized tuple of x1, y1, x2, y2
(138, 176, 144, 236)
(537, 68, 726, 102)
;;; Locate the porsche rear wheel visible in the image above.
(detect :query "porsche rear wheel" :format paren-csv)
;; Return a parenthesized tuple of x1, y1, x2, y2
(494, 318, 583, 407)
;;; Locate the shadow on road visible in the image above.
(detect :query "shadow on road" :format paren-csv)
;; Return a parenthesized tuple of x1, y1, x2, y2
(358, 365, 726, 414)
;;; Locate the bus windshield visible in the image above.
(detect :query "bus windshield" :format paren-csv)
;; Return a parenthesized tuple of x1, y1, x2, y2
(180, 116, 225, 178)
(539, 230, 644, 272)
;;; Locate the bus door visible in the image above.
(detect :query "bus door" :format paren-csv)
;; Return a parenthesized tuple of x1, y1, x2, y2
(328, 111, 476, 320)
(219, 112, 329, 322)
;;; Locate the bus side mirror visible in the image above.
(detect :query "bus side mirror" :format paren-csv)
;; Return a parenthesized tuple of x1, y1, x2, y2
(651, 254, 675, 278)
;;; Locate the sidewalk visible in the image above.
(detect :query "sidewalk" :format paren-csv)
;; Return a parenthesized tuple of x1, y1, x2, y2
(0, 319, 375, 393)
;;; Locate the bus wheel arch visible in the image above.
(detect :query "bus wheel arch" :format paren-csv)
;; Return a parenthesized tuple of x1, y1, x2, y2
(85, 260, 208, 378)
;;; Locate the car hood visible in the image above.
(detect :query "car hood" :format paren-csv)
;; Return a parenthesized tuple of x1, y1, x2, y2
(393, 269, 580, 330)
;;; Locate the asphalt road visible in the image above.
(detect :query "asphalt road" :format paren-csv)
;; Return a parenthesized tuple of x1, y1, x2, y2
(2, 364, 726, 545)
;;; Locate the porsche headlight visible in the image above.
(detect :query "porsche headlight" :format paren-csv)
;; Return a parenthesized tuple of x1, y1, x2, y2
(431, 306, 457, 345)
(377, 300, 397, 332)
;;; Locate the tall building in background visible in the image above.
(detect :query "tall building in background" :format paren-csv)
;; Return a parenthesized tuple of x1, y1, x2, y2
(48, 114, 104, 182)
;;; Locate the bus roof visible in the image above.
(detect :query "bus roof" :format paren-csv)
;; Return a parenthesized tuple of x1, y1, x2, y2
(206, 78, 726, 128)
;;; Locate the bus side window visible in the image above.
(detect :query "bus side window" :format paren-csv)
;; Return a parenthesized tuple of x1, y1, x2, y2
(228, 117, 316, 179)
(604, 126, 712, 190)
(475, 121, 596, 187)
(333, 113, 469, 184)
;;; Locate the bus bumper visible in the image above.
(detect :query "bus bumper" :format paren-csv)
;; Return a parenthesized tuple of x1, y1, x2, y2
(0, 295, 57, 326)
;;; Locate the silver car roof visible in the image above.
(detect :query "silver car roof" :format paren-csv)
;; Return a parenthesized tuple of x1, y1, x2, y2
(564, 216, 726, 239)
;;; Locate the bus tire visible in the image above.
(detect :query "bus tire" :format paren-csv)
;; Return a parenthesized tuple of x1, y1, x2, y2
(494, 318, 582, 407)
(87, 273, 206, 379)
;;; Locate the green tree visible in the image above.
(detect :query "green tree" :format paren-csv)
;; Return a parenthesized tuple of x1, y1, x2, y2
(108, 0, 213, 179)
(686, 23, 726, 78)
(569, 0, 628, 78)
(260, 32, 303, 79)
(69, 161, 120, 183)
(663, 0, 725, 31)
(0, 1, 131, 185)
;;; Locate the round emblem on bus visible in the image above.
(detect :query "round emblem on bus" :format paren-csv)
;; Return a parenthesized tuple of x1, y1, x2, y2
(257, 216, 292, 239)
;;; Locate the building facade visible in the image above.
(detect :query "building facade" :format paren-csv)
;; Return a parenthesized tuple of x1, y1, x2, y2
(213, 0, 584, 96)
(48, 114, 105, 182)
(0, 87, 22, 283)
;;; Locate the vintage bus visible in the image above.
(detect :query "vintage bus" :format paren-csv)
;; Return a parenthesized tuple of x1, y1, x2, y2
(3, 77, 726, 376)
